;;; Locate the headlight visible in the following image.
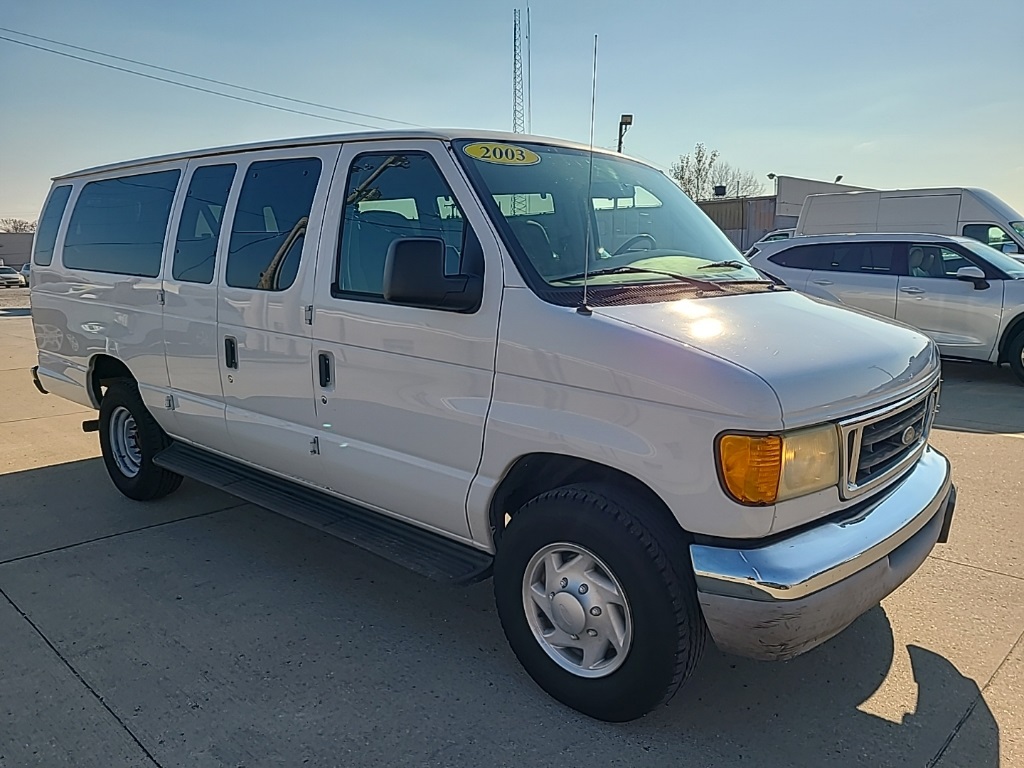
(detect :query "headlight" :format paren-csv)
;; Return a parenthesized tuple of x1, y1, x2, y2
(717, 424, 840, 505)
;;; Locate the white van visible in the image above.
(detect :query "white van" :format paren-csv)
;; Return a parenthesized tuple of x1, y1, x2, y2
(796, 187, 1024, 255)
(29, 130, 955, 721)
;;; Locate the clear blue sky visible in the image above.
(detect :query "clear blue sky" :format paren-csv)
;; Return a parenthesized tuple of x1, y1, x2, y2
(2, 0, 1022, 220)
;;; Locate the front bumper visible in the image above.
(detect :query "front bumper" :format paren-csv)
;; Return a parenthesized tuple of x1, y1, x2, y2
(691, 446, 954, 660)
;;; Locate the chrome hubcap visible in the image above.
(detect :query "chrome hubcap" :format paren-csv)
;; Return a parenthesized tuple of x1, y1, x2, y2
(522, 542, 633, 678)
(109, 406, 142, 478)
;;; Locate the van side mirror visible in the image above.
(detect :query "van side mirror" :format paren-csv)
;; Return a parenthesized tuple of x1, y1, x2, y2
(956, 265, 988, 290)
(1002, 242, 1021, 255)
(383, 237, 482, 311)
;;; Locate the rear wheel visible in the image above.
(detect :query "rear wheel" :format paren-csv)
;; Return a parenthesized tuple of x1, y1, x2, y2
(98, 379, 182, 500)
(1008, 330, 1024, 384)
(494, 484, 706, 721)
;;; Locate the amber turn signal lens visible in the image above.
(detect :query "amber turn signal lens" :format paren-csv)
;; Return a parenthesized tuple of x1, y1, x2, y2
(718, 434, 783, 505)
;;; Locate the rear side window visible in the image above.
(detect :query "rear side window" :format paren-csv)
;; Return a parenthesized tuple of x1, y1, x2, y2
(33, 185, 73, 266)
(63, 170, 181, 277)
(826, 243, 895, 274)
(172, 164, 236, 284)
(225, 158, 321, 291)
(767, 244, 831, 270)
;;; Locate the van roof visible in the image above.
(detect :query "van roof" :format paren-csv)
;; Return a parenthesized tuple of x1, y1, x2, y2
(53, 129, 605, 181)
(805, 187, 989, 199)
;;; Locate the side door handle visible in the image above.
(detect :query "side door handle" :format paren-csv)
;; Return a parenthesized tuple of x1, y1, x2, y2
(224, 336, 238, 369)
(810, 279, 834, 286)
(318, 352, 332, 388)
(900, 286, 926, 295)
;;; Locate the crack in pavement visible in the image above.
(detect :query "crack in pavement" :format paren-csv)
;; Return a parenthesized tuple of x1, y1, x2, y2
(0, 585, 166, 768)
(0, 500, 247, 567)
(926, 625, 1024, 766)
(928, 553, 1024, 583)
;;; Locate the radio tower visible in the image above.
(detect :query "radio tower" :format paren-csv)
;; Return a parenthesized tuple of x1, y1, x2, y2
(511, 9, 527, 216)
(512, 9, 526, 135)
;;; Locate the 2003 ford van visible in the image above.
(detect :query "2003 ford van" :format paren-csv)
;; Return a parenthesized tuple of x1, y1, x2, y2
(30, 130, 955, 721)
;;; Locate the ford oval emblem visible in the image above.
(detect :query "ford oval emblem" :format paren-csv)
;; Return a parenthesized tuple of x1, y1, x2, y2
(901, 426, 917, 445)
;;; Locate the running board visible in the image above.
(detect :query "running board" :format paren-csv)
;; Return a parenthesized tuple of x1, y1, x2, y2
(153, 442, 493, 585)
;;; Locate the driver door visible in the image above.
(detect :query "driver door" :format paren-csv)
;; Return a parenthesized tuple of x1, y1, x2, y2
(895, 242, 1003, 359)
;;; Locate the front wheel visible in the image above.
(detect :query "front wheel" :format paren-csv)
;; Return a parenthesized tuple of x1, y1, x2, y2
(494, 484, 706, 721)
(1008, 330, 1024, 384)
(98, 378, 183, 500)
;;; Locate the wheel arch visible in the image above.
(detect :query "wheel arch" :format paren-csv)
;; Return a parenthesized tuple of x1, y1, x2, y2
(86, 354, 136, 408)
(487, 453, 688, 549)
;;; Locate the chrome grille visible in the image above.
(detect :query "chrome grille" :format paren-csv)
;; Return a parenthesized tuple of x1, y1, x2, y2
(840, 384, 939, 499)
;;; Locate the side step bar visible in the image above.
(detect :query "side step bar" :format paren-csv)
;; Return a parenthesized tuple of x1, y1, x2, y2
(153, 442, 493, 585)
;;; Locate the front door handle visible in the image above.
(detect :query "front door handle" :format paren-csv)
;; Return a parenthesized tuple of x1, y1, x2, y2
(318, 352, 332, 388)
(900, 286, 926, 295)
(224, 337, 238, 369)
(810, 279, 834, 286)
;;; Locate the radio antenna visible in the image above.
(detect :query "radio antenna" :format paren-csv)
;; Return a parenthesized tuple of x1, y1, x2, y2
(577, 33, 598, 316)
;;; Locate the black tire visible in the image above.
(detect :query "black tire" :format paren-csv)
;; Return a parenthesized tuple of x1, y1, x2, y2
(494, 483, 706, 722)
(98, 378, 183, 500)
(1008, 330, 1024, 384)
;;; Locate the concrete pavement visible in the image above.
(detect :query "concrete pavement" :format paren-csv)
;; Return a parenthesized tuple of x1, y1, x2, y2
(1, 311, 1021, 767)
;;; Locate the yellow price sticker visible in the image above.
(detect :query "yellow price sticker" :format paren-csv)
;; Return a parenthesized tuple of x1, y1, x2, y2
(463, 142, 540, 166)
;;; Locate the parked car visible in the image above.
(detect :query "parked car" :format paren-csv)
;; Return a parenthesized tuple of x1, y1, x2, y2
(748, 232, 1024, 381)
(20, 262, 30, 286)
(742, 228, 795, 257)
(743, 228, 796, 257)
(0, 266, 22, 288)
(795, 187, 1024, 255)
(29, 130, 956, 721)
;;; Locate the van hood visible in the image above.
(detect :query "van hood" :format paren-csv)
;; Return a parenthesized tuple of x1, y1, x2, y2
(593, 290, 939, 426)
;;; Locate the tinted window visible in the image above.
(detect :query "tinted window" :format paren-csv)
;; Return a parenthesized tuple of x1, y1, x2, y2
(825, 243, 895, 274)
(767, 244, 831, 270)
(63, 171, 180, 277)
(963, 224, 1014, 250)
(225, 158, 321, 290)
(172, 164, 236, 284)
(907, 245, 972, 279)
(337, 153, 466, 297)
(33, 185, 72, 266)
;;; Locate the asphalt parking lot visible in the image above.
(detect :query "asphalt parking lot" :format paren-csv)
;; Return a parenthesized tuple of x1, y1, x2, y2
(2, 298, 1022, 768)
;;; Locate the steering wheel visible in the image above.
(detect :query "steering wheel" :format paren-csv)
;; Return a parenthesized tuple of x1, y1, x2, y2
(612, 234, 657, 256)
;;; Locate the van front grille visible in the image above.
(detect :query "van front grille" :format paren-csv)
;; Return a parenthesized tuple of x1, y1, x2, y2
(841, 385, 939, 498)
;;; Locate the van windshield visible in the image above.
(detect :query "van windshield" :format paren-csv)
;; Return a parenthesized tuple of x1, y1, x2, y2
(453, 141, 765, 295)
(963, 241, 1024, 278)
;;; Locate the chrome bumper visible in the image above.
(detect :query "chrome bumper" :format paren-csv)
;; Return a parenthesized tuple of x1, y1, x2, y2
(691, 446, 954, 660)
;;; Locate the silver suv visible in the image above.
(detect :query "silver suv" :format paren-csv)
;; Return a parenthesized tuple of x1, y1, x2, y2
(748, 232, 1024, 383)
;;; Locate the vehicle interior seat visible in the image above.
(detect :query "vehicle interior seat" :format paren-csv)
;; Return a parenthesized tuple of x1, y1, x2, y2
(909, 246, 931, 278)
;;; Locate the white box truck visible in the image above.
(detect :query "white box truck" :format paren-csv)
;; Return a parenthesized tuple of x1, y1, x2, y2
(795, 187, 1024, 255)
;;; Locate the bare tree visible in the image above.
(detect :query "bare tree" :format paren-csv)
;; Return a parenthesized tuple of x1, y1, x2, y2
(669, 143, 719, 201)
(0, 218, 37, 233)
(710, 162, 766, 198)
(670, 144, 764, 200)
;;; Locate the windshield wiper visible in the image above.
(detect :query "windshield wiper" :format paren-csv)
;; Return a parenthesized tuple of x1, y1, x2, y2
(697, 259, 750, 270)
(553, 265, 722, 291)
(697, 259, 785, 287)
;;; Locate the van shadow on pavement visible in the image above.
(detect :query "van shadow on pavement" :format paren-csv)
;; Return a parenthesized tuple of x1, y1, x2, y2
(0, 459, 999, 767)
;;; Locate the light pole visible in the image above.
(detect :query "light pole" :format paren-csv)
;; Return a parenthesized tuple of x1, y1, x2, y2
(617, 114, 633, 153)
